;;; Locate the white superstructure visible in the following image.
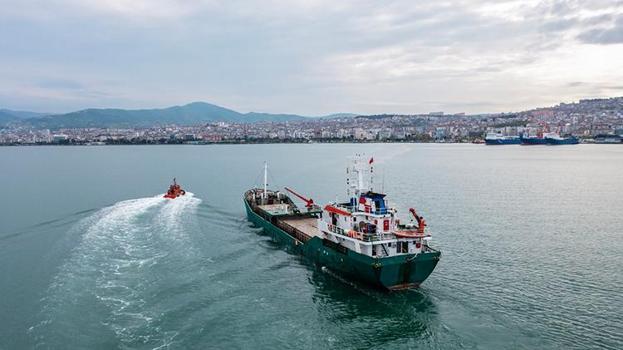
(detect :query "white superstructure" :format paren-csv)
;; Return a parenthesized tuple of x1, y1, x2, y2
(317, 155, 432, 258)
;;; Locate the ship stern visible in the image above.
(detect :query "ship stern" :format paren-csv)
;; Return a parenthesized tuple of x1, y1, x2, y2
(376, 251, 441, 291)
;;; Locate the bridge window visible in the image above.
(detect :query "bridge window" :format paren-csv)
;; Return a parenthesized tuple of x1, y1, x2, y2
(397, 241, 408, 253)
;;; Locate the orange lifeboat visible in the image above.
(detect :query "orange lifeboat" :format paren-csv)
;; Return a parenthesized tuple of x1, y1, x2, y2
(163, 178, 186, 199)
(394, 229, 424, 238)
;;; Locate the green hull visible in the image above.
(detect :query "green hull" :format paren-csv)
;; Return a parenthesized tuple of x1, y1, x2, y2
(244, 199, 440, 290)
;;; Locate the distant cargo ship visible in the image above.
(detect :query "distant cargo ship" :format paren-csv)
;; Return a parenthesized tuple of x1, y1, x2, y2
(520, 135, 549, 145)
(594, 134, 622, 144)
(485, 133, 521, 145)
(244, 156, 441, 290)
(493, 132, 580, 145)
(545, 134, 579, 145)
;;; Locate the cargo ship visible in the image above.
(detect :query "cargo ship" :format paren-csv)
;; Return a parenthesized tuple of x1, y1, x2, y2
(485, 132, 521, 145)
(244, 156, 441, 290)
(545, 134, 579, 145)
(520, 132, 549, 145)
(594, 134, 622, 144)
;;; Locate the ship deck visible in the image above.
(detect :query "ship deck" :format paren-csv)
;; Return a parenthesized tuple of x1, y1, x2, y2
(279, 217, 321, 239)
(258, 203, 292, 215)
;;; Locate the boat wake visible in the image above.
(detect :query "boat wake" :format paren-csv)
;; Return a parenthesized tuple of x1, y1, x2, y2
(30, 194, 201, 349)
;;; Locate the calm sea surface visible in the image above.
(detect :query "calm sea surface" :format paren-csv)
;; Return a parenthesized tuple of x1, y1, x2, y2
(0, 144, 621, 349)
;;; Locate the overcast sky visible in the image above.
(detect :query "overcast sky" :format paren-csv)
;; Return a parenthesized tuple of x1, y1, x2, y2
(1, 0, 622, 115)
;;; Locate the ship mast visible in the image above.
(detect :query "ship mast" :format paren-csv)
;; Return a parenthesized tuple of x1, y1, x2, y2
(347, 155, 374, 204)
(263, 161, 268, 202)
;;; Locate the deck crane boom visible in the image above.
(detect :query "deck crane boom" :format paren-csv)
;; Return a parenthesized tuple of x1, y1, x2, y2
(409, 208, 427, 234)
(285, 187, 315, 208)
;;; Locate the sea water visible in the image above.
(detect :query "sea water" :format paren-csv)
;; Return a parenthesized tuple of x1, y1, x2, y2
(0, 144, 621, 349)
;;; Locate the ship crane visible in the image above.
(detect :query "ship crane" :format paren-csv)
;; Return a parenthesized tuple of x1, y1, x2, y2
(285, 187, 315, 208)
(409, 208, 427, 234)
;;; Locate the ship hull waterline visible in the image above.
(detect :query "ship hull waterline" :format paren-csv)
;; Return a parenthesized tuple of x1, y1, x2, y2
(244, 199, 441, 291)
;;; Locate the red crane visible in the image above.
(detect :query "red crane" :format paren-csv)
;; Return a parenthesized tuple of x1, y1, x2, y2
(285, 187, 315, 208)
(409, 208, 426, 233)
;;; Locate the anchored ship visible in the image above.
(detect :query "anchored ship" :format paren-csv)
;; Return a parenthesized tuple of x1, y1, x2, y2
(520, 132, 549, 145)
(244, 156, 441, 290)
(545, 134, 579, 145)
(485, 132, 521, 145)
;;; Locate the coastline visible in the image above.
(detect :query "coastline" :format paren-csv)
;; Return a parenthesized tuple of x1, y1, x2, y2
(0, 139, 618, 146)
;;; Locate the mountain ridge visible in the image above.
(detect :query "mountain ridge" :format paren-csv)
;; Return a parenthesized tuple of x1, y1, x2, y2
(0, 109, 50, 126)
(9, 102, 333, 129)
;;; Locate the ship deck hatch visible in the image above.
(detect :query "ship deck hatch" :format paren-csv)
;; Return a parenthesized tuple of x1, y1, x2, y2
(279, 217, 321, 241)
(258, 203, 292, 216)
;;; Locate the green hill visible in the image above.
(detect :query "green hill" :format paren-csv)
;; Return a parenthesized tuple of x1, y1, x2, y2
(22, 102, 310, 129)
(0, 109, 49, 126)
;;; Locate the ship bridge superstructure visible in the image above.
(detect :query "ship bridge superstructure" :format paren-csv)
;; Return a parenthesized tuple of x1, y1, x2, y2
(318, 155, 434, 258)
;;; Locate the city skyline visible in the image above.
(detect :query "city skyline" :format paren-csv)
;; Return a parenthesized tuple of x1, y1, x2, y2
(2, 1, 623, 115)
(3, 96, 622, 145)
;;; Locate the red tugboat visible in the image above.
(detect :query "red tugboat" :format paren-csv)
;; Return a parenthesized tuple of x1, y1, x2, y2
(164, 178, 186, 199)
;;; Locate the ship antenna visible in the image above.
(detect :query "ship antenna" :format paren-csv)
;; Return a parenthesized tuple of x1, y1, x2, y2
(370, 159, 373, 192)
(263, 161, 268, 202)
(382, 169, 385, 194)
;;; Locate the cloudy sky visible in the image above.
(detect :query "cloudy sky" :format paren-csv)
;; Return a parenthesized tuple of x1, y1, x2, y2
(1, 0, 622, 115)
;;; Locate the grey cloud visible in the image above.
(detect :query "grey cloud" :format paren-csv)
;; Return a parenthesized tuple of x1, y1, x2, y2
(581, 13, 614, 25)
(577, 26, 623, 44)
(565, 81, 623, 93)
(540, 17, 579, 32)
(567, 82, 586, 87)
(576, 13, 623, 44)
(37, 78, 84, 90)
(0, 0, 622, 114)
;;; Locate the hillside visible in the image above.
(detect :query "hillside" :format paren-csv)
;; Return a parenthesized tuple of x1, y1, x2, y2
(19, 102, 311, 129)
(0, 109, 50, 126)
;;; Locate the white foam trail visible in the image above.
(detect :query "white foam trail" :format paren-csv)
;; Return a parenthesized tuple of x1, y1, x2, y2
(157, 192, 201, 239)
(31, 194, 202, 348)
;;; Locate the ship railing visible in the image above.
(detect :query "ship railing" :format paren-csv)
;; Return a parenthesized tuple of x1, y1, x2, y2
(360, 233, 394, 242)
(325, 223, 396, 242)
(422, 244, 439, 253)
(248, 201, 274, 222)
(277, 220, 310, 243)
(327, 223, 346, 236)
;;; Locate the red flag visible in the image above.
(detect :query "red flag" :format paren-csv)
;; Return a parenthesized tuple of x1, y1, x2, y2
(368, 157, 374, 164)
